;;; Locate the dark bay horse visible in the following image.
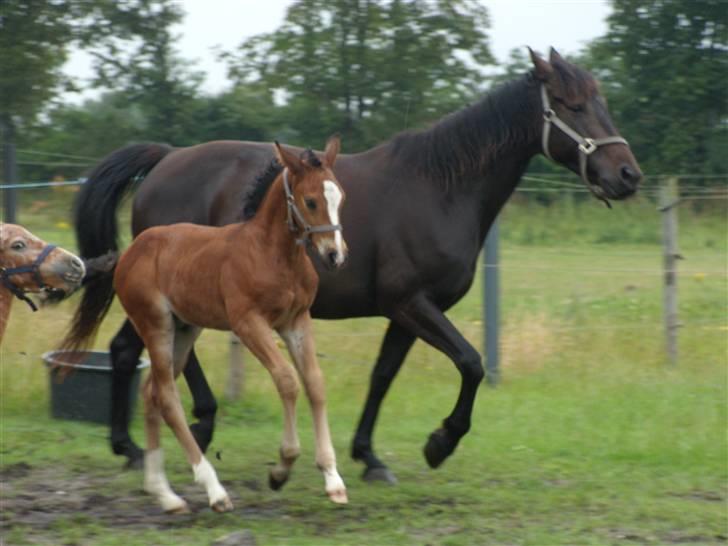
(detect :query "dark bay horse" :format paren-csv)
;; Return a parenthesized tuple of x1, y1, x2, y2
(1, 223, 85, 343)
(67, 49, 642, 482)
(64, 139, 348, 511)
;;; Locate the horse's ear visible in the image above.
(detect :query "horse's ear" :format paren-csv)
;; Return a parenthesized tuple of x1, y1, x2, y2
(549, 47, 565, 66)
(323, 135, 340, 168)
(273, 141, 303, 175)
(529, 47, 553, 82)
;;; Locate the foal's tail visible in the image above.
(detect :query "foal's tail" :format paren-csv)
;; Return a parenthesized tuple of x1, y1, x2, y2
(61, 143, 173, 351)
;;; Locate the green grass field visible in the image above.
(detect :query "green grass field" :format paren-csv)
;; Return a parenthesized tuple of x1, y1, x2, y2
(1, 190, 726, 545)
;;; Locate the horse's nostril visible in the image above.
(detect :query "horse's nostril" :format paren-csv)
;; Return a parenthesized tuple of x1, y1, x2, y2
(70, 257, 84, 270)
(620, 165, 641, 185)
(327, 251, 338, 267)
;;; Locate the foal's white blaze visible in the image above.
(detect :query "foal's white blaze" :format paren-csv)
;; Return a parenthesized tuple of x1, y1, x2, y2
(322, 180, 345, 266)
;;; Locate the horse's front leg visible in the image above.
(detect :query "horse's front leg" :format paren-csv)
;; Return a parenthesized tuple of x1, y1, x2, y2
(280, 313, 347, 504)
(391, 294, 485, 468)
(234, 314, 301, 491)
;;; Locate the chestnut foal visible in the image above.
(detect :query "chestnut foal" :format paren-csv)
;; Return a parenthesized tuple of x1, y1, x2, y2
(68, 138, 348, 512)
(0, 223, 85, 343)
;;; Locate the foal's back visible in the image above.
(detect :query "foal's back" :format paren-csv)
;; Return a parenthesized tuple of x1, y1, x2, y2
(114, 222, 241, 331)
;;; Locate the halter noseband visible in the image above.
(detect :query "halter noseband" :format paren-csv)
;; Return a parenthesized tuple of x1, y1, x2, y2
(540, 84, 629, 206)
(0, 244, 57, 312)
(283, 169, 342, 246)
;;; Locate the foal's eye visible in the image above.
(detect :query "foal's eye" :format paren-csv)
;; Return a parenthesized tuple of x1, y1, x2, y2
(10, 241, 25, 251)
(305, 198, 317, 211)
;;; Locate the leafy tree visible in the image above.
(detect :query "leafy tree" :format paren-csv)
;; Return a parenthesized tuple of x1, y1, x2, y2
(588, 0, 728, 179)
(224, 0, 494, 150)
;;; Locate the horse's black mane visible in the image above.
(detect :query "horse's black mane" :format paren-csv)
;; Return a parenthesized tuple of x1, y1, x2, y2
(390, 74, 540, 189)
(240, 148, 322, 220)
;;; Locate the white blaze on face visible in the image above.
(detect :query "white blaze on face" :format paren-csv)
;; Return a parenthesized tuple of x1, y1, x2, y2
(322, 180, 345, 265)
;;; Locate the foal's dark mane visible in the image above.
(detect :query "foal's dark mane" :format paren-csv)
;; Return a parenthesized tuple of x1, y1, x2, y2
(241, 148, 324, 221)
(390, 73, 542, 189)
(241, 159, 283, 221)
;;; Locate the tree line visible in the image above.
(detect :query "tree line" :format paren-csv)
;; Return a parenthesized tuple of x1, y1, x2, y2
(1, 0, 726, 185)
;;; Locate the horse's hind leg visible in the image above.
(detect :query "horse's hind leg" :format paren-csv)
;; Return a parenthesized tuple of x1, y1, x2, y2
(233, 315, 300, 491)
(136, 315, 231, 513)
(142, 373, 188, 513)
(183, 348, 217, 453)
(281, 313, 347, 504)
(110, 319, 146, 468)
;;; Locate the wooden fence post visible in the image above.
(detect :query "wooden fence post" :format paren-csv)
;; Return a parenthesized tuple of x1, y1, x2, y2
(226, 333, 245, 400)
(659, 177, 680, 365)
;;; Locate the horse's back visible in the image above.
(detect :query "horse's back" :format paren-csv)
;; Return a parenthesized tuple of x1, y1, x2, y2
(132, 141, 274, 234)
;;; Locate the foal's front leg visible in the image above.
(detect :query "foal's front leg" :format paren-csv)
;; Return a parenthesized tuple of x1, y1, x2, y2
(281, 313, 348, 504)
(233, 315, 301, 491)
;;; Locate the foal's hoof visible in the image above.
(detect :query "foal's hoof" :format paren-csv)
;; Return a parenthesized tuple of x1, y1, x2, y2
(190, 421, 214, 453)
(361, 466, 398, 485)
(164, 500, 191, 515)
(268, 469, 290, 491)
(211, 496, 234, 513)
(423, 428, 457, 469)
(327, 488, 349, 504)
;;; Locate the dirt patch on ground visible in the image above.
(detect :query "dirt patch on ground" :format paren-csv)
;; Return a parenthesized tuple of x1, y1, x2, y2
(0, 463, 279, 542)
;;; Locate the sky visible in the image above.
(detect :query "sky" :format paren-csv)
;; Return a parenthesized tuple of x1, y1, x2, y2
(66, 0, 611, 97)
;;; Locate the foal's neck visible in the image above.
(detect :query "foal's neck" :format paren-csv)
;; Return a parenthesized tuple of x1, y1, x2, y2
(245, 175, 307, 261)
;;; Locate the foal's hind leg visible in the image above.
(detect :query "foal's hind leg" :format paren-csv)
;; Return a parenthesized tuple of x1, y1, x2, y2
(137, 316, 231, 513)
(281, 313, 347, 504)
(233, 315, 301, 491)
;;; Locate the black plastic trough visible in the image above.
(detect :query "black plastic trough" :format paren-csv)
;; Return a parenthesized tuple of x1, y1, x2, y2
(42, 350, 149, 425)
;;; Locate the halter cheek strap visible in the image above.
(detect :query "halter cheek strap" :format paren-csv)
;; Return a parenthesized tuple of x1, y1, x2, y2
(0, 244, 57, 312)
(540, 84, 629, 207)
(282, 169, 342, 246)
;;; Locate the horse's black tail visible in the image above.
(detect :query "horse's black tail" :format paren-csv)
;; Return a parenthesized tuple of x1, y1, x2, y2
(62, 143, 173, 351)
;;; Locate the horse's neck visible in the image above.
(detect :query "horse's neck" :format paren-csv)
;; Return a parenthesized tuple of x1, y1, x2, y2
(0, 287, 13, 344)
(402, 75, 542, 242)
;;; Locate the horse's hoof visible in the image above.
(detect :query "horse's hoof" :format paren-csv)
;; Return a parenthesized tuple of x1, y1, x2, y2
(327, 489, 348, 504)
(211, 496, 233, 513)
(165, 500, 191, 515)
(190, 422, 214, 453)
(113, 440, 144, 470)
(361, 466, 398, 485)
(423, 428, 457, 469)
(268, 470, 289, 491)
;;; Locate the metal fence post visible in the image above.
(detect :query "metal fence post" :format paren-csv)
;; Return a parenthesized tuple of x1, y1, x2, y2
(659, 177, 680, 365)
(484, 218, 500, 385)
(2, 120, 18, 223)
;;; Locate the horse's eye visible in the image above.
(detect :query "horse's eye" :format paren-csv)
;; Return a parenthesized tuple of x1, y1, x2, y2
(305, 198, 317, 211)
(10, 241, 25, 251)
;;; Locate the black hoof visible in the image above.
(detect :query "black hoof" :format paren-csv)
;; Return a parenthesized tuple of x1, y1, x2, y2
(268, 474, 288, 491)
(361, 466, 398, 485)
(190, 421, 214, 453)
(423, 428, 457, 469)
(112, 440, 144, 470)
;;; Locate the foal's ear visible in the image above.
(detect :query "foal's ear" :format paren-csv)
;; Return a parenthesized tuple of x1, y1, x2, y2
(323, 135, 340, 168)
(528, 47, 553, 82)
(274, 141, 303, 175)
